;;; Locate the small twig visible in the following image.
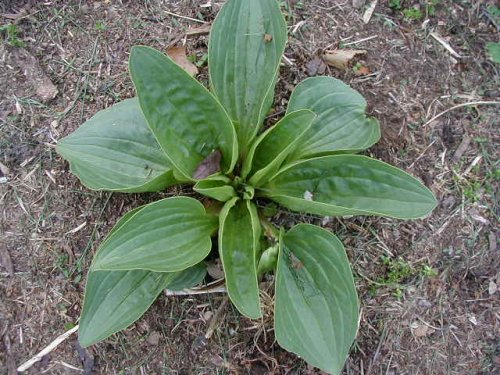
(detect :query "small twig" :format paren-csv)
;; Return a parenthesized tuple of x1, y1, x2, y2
(165, 10, 206, 24)
(408, 139, 437, 169)
(366, 324, 387, 375)
(205, 296, 229, 339)
(282, 54, 295, 66)
(429, 32, 461, 58)
(343, 35, 378, 46)
(185, 24, 211, 36)
(17, 325, 79, 372)
(422, 101, 500, 127)
(290, 20, 306, 34)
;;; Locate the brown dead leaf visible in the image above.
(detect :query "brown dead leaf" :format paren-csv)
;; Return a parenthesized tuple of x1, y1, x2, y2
(323, 49, 367, 70)
(354, 65, 371, 76)
(411, 321, 435, 337)
(2, 46, 59, 102)
(193, 150, 221, 179)
(166, 46, 198, 77)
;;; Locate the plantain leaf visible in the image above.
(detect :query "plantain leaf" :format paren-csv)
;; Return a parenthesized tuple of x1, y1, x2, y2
(209, 0, 287, 155)
(167, 262, 207, 291)
(92, 197, 218, 272)
(287, 77, 380, 159)
(242, 109, 316, 187)
(219, 198, 262, 318)
(129, 46, 237, 180)
(260, 155, 437, 219)
(56, 98, 177, 192)
(193, 175, 237, 202)
(275, 224, 359, 374)
(79, 269, 176, 347)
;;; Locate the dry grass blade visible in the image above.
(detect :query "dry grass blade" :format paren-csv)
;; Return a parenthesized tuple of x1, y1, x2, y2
(17, 325, 79, 372)
(422, 101, 500, 127)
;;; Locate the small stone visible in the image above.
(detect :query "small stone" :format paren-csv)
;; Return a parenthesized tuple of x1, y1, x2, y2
(488, 280, 497, 295)
(146, 331, 161, 346)
(352, 0, 366, 9)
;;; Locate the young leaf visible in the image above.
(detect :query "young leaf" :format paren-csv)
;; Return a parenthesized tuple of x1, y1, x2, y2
(286, 77, 380, 159)
(79, 269, 177, 347)
(219, 198, 262, 319)
(129, 46, 238, 180)
(56, 98, 177, 192)
(242, 109, 316, 186)
(92, 197, 218, 272)
(167, 262, 207, 291)
(260, 155, 437, 219)
(275, 224, 359, 375)
(209, 0, 287, 155)
(193, 175, 237, 202)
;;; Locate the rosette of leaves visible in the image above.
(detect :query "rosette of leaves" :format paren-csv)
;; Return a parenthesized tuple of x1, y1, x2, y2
(56, 0, 436, 373)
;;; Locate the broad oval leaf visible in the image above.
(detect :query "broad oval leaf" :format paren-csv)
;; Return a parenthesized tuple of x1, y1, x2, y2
(56, 98, 177, 192)
(209, 0, 287, 155)
(167, 262, 207, 291)
(275, 224, 359, 374)
(79, 269, 176, 347)
(287, 77, 380, 159)
(219, 198, 262, 318)
(92, 197, 218, 272)
(193, 175, 237, 202)
(242, 109, 316, 186)
(260, 155, 437, 219)
(129, 46, 238, 180)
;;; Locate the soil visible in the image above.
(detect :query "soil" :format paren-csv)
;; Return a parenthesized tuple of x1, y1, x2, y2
(1, 0, 499, 374)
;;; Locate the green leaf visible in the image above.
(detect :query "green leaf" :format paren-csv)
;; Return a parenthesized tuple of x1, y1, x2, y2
(193, 175, 237, 202)
(167, 262, 207, 291)
(286, 77, 380, 159)
(79, 269, 176, 347)
(486, 42, 500, 63)
(56, 98, 177, 192)
(260, 155, 437, 219)
(209, 0, 287, 155)
(242, 109, 316, 186)
(275, 224, 359, 374)
(129, 46, 237, 180)
(92, 197, 218, 272)
(219, 198, 262, 318)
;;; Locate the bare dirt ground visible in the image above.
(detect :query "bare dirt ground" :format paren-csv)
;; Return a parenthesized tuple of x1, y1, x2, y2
(1, 0, 499, 374)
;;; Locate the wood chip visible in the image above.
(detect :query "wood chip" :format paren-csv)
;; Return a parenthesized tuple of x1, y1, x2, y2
(323, 49, 366, 70)
(489, 231, 497, 252)
(363, 0, 378, 24)
(166, 46, 199, 77)
(0, 245, 14, 275)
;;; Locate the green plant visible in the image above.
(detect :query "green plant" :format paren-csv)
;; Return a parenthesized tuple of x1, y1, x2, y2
(0, 23, 26, 47)
(56, 0, 436, 373)
(426, 0, 440, 16)
(389, 0, 402, 10)
(485, 42, 500, 63)
(403, 6, 424, 20)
